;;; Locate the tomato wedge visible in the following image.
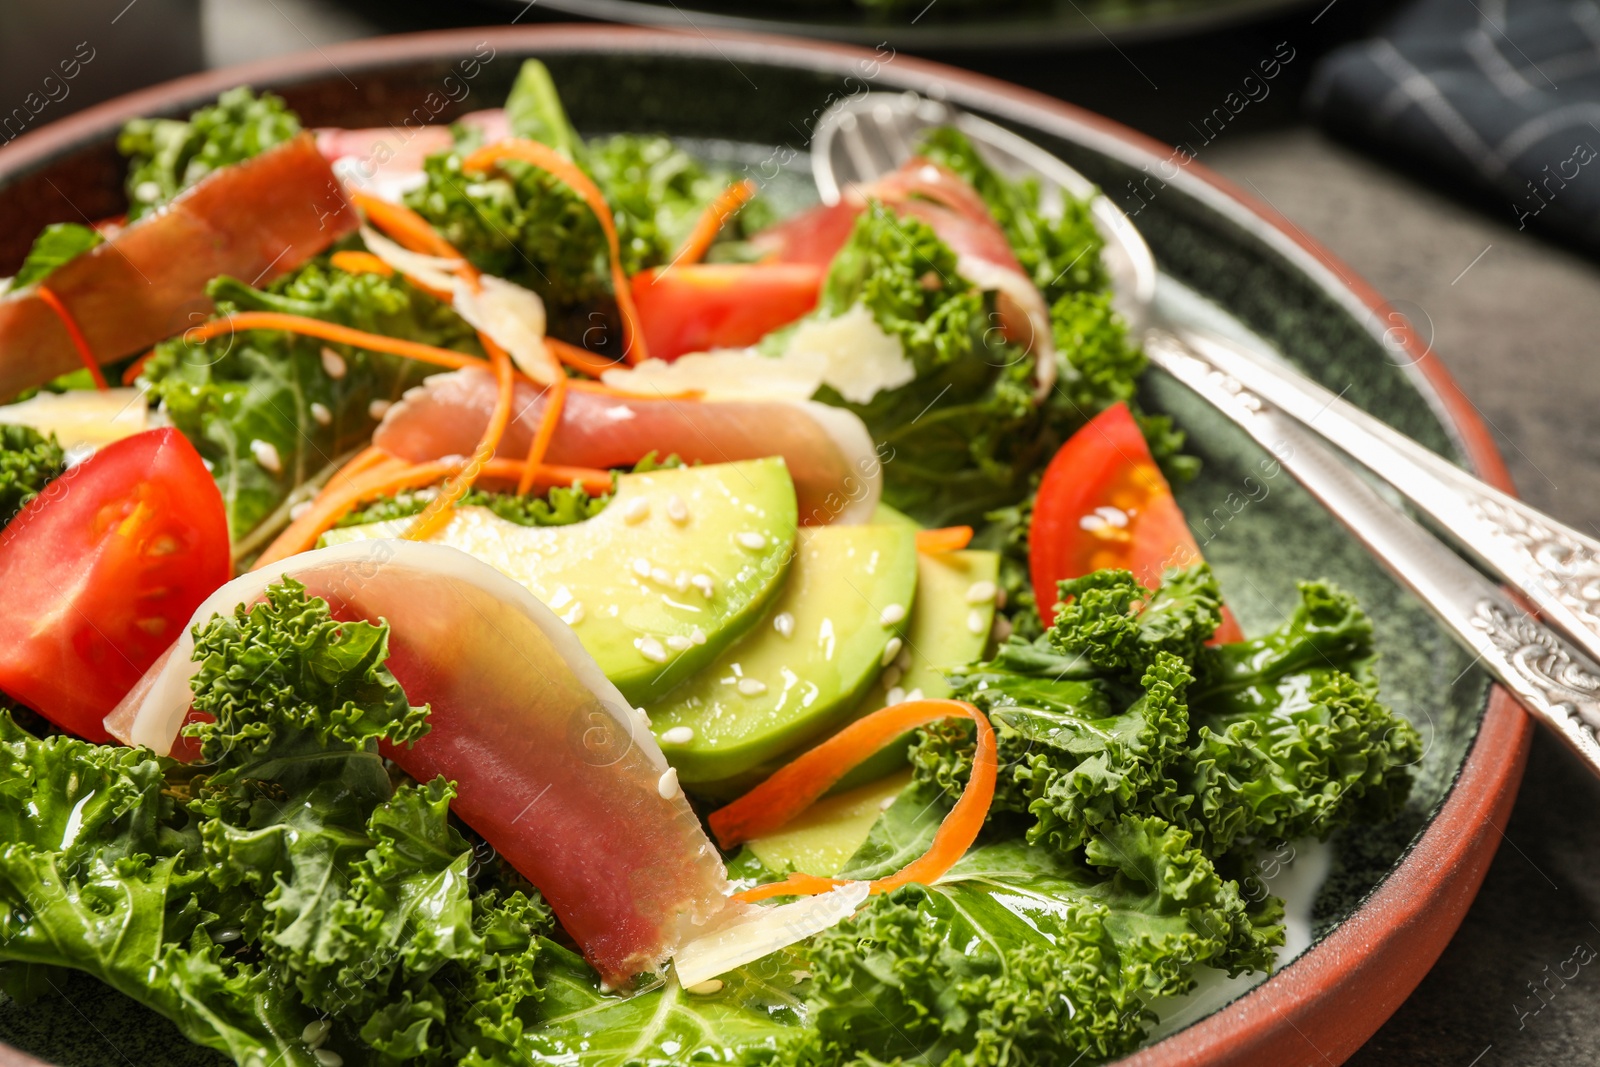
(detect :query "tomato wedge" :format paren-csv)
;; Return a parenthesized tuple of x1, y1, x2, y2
(0, 428, 230, 741)
(1030, 402, 1245, 642)
(631, 263, 823, 361)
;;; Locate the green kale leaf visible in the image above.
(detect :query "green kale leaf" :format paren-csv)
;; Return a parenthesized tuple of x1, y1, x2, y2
(119, 86, 301, 222)
(10, 222, 103, 289)
(140, 260, 479, 545)
(0, 424, 65, 526)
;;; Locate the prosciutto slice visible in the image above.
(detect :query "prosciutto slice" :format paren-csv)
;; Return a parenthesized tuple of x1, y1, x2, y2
(751, 158, 1057, 395)
(317, 109, 510, 198)
(104, 539, 730, 986)
(0, 133, 354, 400)
(372, 367, 882, 525)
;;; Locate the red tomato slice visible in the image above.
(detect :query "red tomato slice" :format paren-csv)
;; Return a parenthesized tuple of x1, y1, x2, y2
(631, 263, 823, 362)
(1030, 402, 1245, 642)
(0, 428, 230, 741)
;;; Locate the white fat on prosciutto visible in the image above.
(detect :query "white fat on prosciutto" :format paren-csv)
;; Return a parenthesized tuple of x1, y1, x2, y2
(600, 303, 914, 406)
(104, 538, 873, 989)
(317, 109, 510, 201)
(373, 368, 882, 525)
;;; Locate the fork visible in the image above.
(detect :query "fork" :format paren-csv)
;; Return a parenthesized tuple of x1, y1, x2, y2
(811, 91, 1600, 778)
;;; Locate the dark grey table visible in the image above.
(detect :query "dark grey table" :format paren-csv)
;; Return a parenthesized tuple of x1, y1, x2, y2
(24, 0, 1600, 1061)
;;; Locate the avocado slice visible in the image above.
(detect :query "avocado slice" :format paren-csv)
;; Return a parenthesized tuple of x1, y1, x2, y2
(650, 522, 919, 786)
(322, 458, 798, 704)
(746, 770, 913, 877)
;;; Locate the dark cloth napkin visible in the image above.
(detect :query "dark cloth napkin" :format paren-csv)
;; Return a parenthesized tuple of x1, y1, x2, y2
(1308, 0, 1600, 250)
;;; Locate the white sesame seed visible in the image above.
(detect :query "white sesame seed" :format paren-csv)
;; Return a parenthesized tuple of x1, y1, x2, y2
(632, 558, 652, 578)
(651, 566, 673, 587)
(660, 726, 694, 745)
(657, 767, 679, 799)
(881, 666, 902, 690)
(880, 636, 903, 667)
(879, 795, 898, 811)
(773, 612, 795, 638)
(737, 531, 768, 550)
(134, 180, 161, 203)
(673, 571, 690, 592)
(309, 401, 332, 426)
(737, 677, 768, 696)
(249, 439, 282, 474)
(689, 626, 707, 645)
(896, 648, 912, 672)
(623, 497, 650, 524)
(965, 580, 998, 604)
(967, 609, 988, 635)
(686, 978, 724, 995)
(635, 636, 667, 663)
(667, 495, 690, 524)
(367, 399, 392, 420)
(562, 603, 585, 626)
(301, 1020, 331, 1048)
(320, 347, 347, 379)
(879, 604, 907, 627)
(1095, 505, 1129, 527)
(992, 615, 1013, 642)
(691, 574, 715, 598)
(666, 634, 693, 651)
(313, 1051, 342, 1067)
(904, 688, 925, 703)
(885, 686, 906, 706)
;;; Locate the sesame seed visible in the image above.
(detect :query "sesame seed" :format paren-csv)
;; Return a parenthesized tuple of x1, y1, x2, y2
(635, 636, 667, 663)
(896, 648, 912, 672)
(309, 401, 332, 426)
(313, 1051, 343, 1067)
(686, 978, 724, 995)
(691, 574, 715, 598)
(367, 399, 392, 420)
(651, 566, 673, 587)
(879, 795, 898, 811)
(301, 1021, 331, 1048)
(737, 531, 768, 550)
(632, 558, 652, 578)
(320, 347, 347, 379)
(666, 634, 693, 651)
(737, 677, 768, 696)
(885, 686, 906, 706)
(993, 615, 1013, 642)
(773, 612, 795, 638)
(213, 928, 241, 944)
(967, 609, 988, 635)
(290, 501, 313, 521)
(623, 497, 650, 524)
(879, 604, 907, 627)
(134, 180, 161, 203)
(965, 580, 998, 604)
(562, 603, 585, 626)
(905, 688, 924, 703)
(880, 636, 903, 667)
(657, 767, 679, 799)
(249, 439, 282, 474)
(689, 626, 707, 645)
(667, 494, 690, 524)
(660, 726, 694, 744)
(881, 666, 902, 690)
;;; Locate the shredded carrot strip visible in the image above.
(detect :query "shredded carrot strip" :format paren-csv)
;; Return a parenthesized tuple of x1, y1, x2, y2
(350, 190, 467, 261)
(478, 459, 612, 495)
(711, 698, 997, 903)
(330, 250, 395, 276)
(404, 335, 516, 540)
(915, 526, 974, 554)
(463, 140, 649, 364)
(546, 337, 617, 378)
(518, 375, 568, 495)
(254, 454, 442, 569)
(180, 313, 486, 371)
(35, 286, 109, 390)
(671, 179, 757, 267)
(121, 350, 154, 386)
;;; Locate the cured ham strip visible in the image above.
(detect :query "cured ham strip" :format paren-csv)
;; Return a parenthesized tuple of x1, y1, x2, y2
(104, 539, 730, 986)
(372, 367, 881, 525)
(750, 159, 1058, 395)
(316, 108, 511, 197)
(0, 133, 354, 399)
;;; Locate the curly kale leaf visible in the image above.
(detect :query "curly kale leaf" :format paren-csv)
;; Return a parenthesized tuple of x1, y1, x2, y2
(141, 260, 477, 542)
(0, 424, 65, 526)
(10, 222, 103, 290)
(917, 125, 1108, 304)
(119, 86, 301, 222)
(1049, 565, 1225, 677)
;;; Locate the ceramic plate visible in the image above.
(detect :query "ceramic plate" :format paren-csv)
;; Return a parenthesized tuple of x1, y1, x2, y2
(0, 26, 1528, 1067)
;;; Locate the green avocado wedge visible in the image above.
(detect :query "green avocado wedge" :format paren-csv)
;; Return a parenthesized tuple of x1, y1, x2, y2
(321, 458, 798, 704)
(650, 522, 919, 786)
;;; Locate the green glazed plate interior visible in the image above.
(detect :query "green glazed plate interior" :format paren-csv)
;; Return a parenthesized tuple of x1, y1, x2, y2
(0, 43, 1491, 1066)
